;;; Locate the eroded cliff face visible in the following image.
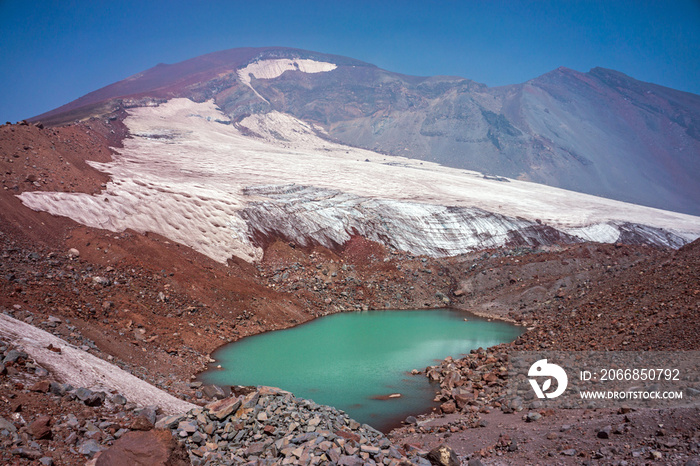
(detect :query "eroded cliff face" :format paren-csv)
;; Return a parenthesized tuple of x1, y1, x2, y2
(240, 184, 577, 253)
(239, 184, 695, 256)
(17, 99, 700, 265)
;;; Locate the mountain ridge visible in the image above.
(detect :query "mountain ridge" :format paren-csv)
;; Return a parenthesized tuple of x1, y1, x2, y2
(30, 46, 700, 215)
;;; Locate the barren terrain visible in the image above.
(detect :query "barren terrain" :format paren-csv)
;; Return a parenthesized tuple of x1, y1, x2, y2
(0, 116, 698, 465)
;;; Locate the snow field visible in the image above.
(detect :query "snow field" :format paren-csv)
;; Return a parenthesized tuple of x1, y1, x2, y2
(18, 99, 700, 263)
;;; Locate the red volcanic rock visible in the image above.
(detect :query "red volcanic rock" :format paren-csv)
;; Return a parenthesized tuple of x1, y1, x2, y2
(129, 415, 154, 431)
(440, 401, 457, 414)
(28, 415, 52, 440)
(335, 429, 361, 443)
(95, 429, 189, 466)
(29, 380, 50, 393)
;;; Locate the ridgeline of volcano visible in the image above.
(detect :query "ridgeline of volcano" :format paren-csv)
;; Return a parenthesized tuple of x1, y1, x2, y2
(33, 47, 700, 216)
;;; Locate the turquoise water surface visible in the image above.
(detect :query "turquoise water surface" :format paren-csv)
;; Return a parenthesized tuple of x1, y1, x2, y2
(200, 309, 522, 431)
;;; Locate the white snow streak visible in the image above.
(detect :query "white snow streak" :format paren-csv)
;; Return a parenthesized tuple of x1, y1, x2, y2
(237, 58, 337, 102)
(0, 313, 196, 415)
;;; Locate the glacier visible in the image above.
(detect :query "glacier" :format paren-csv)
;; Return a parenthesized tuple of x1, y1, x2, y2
(17, 99, 700, 263)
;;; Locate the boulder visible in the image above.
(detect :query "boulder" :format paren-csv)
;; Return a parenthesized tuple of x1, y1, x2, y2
(28, 415, 52, 440)
(426, 444, 460, 466)
(30, 380, 51, 393)
(77, 439, 105, 458)
(49, 382, 69, 396)
(597, 425, 612, 439)
(74, 387, 93, 401)
(202, 384, 226, 400)
(452, 386, 475, 408)
(206, 396, 241, 420)
(95, 430, 189, 466)
(154, 414, 185, 430)
(442, 370, 461, 389)
(11, 447, 42, 460)
(110, 394, 127, 405)
(440, 401, 456, 414)
(129, 415, 154, 431)
(3, 349, 28, 364)
(85, 392, 106, 407)
(0, 416, 17, 432)
(92, 276, 111, 286)
(134, 407, 157, 425)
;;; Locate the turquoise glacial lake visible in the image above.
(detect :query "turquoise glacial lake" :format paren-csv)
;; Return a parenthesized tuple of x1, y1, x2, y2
(200, 309, 522, 431)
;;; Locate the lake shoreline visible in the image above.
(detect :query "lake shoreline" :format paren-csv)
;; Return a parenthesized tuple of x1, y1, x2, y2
(198, 309, 523, 433)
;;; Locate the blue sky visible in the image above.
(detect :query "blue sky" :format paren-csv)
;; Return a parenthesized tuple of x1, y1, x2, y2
(1, 0, 698, 123)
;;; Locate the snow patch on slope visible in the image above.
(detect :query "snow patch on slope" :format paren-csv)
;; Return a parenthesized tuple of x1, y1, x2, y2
(238, 58, 336, 102)
(238, 111, 328, 146)
(20, 99, 261, 263)
(238, 58, 337, 83)
(17, 99, 700, 263)
(0, 314, 196, 415)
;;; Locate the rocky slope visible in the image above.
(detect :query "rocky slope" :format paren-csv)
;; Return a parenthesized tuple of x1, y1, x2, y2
(0, 326, 431, 465)
(2, 219, 698, 464)
(0, 333, 191, 465)
(31, 47, 700, 215)
(389, 238, 700, 464)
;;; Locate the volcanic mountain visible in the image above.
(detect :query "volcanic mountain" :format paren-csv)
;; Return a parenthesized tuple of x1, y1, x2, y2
(1, 47, 700, 465)
(34, 47, 700, 215)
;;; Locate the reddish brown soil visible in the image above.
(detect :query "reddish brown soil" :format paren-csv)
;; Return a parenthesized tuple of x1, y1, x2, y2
(0, 119, 698, 464)
(389, 241, 700, 464)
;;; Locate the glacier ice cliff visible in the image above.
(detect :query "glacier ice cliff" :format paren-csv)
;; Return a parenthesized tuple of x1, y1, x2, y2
(239, 184, 579, 254)
(239, 184, 691, 257)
